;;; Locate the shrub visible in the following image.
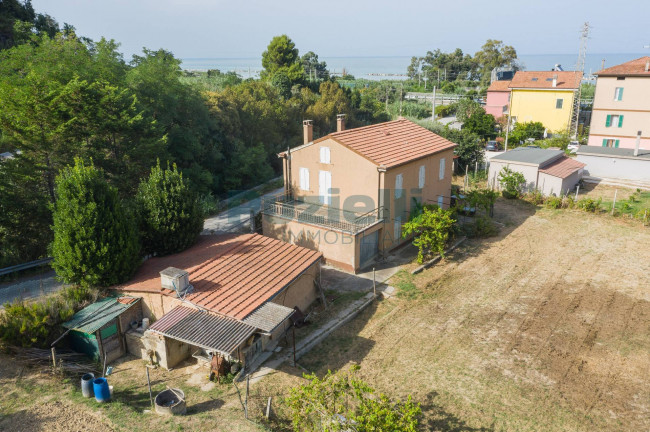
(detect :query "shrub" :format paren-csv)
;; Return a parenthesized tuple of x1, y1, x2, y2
(0, 286, 97, 348)
(498, 167, 526, 199)
(545, 196, 563, 209)
(576, 197, 601, 213)
(527, 189, 544, 205)
(136, 161, 204, 256)
(435, 103, 456, 118)
(51, 159, 140, 288)
(284, 366, 421, 432)
(463, 216, 499, 238)
(402, 206, 457, 263)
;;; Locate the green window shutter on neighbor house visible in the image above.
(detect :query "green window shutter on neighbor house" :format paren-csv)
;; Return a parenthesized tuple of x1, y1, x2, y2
(618, 115, 624, 127)
(615, 140, 620, 148)
(602, 139, 608, 147)
(605, 115, 612, 127)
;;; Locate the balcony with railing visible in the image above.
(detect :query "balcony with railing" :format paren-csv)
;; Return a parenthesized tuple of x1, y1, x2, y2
(261, 192, 384, 234)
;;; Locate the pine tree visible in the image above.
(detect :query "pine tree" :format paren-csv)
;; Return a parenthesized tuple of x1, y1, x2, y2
(51, 159, 140, 287)
(136, 160, 203, 256)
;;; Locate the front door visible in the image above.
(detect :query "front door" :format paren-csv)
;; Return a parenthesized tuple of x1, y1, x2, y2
(319, 170, 331, 205)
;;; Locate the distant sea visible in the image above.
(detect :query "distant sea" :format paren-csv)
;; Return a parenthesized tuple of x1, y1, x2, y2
(180, 53, 647, 81)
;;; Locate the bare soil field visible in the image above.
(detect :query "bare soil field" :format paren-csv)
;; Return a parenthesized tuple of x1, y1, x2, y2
(296, 199, 650, 431)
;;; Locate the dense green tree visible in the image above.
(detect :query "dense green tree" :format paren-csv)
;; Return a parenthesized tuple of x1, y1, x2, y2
(509, 121, 546, 145)
(136, 161, 203, 256)
(420, 48, 477, 84)
(305, 81, 354, 136)
(474, 39, 519, 85)
(403, 206, 457, 263)
(51, 159, 140, 287)
(261, 35, 304, 84)
(301, 51, 329, 81)
(454, 98, 484, 123)
(462, 110, 496, 139)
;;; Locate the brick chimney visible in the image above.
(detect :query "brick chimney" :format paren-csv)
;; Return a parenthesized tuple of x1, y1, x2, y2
(303, 120, 313, 144)
(336, 114, 346, 132)
(552, 74, 558, 88)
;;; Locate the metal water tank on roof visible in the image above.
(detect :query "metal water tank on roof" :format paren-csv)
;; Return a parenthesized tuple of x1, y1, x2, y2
(160, 267, 191, 296)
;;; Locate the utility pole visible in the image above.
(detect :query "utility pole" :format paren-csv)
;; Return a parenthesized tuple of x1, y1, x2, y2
(431, 86, 437, 121)
(399, 84, 403, 116)
(570, 22, 590, 138)
(385, 86, 389, 113)
(504, 114, 511, 151)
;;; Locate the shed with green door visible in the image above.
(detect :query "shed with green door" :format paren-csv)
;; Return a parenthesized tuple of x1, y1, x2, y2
(63, 296, 142, 363)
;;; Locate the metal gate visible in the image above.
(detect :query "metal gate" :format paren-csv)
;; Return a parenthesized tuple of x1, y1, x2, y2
(360, 231, 379, 265)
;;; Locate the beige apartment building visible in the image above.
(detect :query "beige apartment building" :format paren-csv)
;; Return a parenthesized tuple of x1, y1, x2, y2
(588, 56, 650, 150)
(262, 117, 456, 273)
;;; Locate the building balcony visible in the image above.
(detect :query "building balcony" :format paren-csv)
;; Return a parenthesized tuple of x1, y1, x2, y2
(261, 193, 384, 234)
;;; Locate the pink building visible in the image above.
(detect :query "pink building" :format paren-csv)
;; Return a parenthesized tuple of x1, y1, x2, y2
(587, 57, 650, 150)
(485, 80, 511, 119)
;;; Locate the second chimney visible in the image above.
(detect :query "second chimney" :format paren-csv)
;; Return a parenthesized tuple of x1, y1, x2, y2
(303, 120, 313, 144)
(552, 74, 558, 88)
(336, 114, 346, 132)
(645, 59, 649, 72)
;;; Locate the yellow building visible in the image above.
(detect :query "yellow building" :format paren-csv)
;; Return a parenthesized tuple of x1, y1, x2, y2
(508, 71, 582, 133)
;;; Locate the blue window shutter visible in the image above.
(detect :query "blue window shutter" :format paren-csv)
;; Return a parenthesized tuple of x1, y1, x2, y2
(605, 115, 611, 127)
(602, 139, 607, 147)
(615, 140, 620, 148)
(618, 115, 624, 127)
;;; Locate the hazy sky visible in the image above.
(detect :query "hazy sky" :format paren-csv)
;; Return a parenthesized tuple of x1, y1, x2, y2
(32, 0, 649, 59)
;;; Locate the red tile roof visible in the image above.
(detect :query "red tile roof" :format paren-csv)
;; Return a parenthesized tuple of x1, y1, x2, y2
(321, 119, 456, 168)
(115, 234, 322, 320)
(487, 80, 512, 92)
(596, 56, 650, 77)
(509, 71, 582, 90)
(539, 156, 586, 179)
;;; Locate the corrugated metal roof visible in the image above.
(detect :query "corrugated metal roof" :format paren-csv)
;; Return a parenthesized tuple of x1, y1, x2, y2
(539, 156, 586, 179)
(115, 234, 321, 320)
(63, 296, 140, 334)
(242, 302, 295, 332)
(148, 306, 255, 356)
(322, 119, 456, 168)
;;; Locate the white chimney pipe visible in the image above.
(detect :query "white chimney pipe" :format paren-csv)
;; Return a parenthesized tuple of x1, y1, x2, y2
(634, 131, 642, 157)
(552, 74, 558, 88)
(645, 60, 650, 72)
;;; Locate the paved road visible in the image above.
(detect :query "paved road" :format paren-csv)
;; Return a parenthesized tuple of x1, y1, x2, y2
(203, 187, 284, 234)
(0, 270, 68, 308)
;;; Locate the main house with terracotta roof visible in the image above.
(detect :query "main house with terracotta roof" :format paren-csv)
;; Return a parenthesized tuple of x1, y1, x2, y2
(508, 71, 582, 132)
(587, 56, 650, 150)
(262, 117, 456, 273)
(113, 234, 322, 370)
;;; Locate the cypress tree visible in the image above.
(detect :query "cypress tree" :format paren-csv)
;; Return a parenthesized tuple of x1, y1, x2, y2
(51, 159, 140, 287)
(136, 160, 203, 256)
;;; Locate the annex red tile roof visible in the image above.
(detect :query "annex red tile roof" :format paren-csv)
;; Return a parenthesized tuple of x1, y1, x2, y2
(321, 118, 456, 168)
(487, 80, 512, 92)
(509, 71, 582, 90)
(115, 234, 322, 320)
(539, 156, 586, 179)
(596, 56, 650, 77)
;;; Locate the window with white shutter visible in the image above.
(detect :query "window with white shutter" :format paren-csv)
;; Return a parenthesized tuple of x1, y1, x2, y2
(299, 167, 309, 191)
(320, 146, 330, 164)
(439, 158, 446, 180)
(394, 216, 402, 242)
(394, 174, 403, 199)
(418, 165, 426, 189)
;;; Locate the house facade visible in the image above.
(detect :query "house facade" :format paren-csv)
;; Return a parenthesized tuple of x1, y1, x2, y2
(485, 80, 511, 119)
(262, 118, 456, 273)
(587, 56, 650, 150)
(508, 71, 582, 132)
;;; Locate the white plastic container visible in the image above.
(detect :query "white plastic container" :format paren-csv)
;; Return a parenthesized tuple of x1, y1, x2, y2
(142, 318, 150, 331)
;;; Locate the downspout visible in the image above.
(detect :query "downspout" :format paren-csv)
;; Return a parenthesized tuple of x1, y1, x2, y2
(377, 166, 387, 257)
(287, 147, 292, 197)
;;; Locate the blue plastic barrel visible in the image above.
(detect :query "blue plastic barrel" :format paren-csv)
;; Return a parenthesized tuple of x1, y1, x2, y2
(93, 377, 111, 402)
(81, 373, 95, 398)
